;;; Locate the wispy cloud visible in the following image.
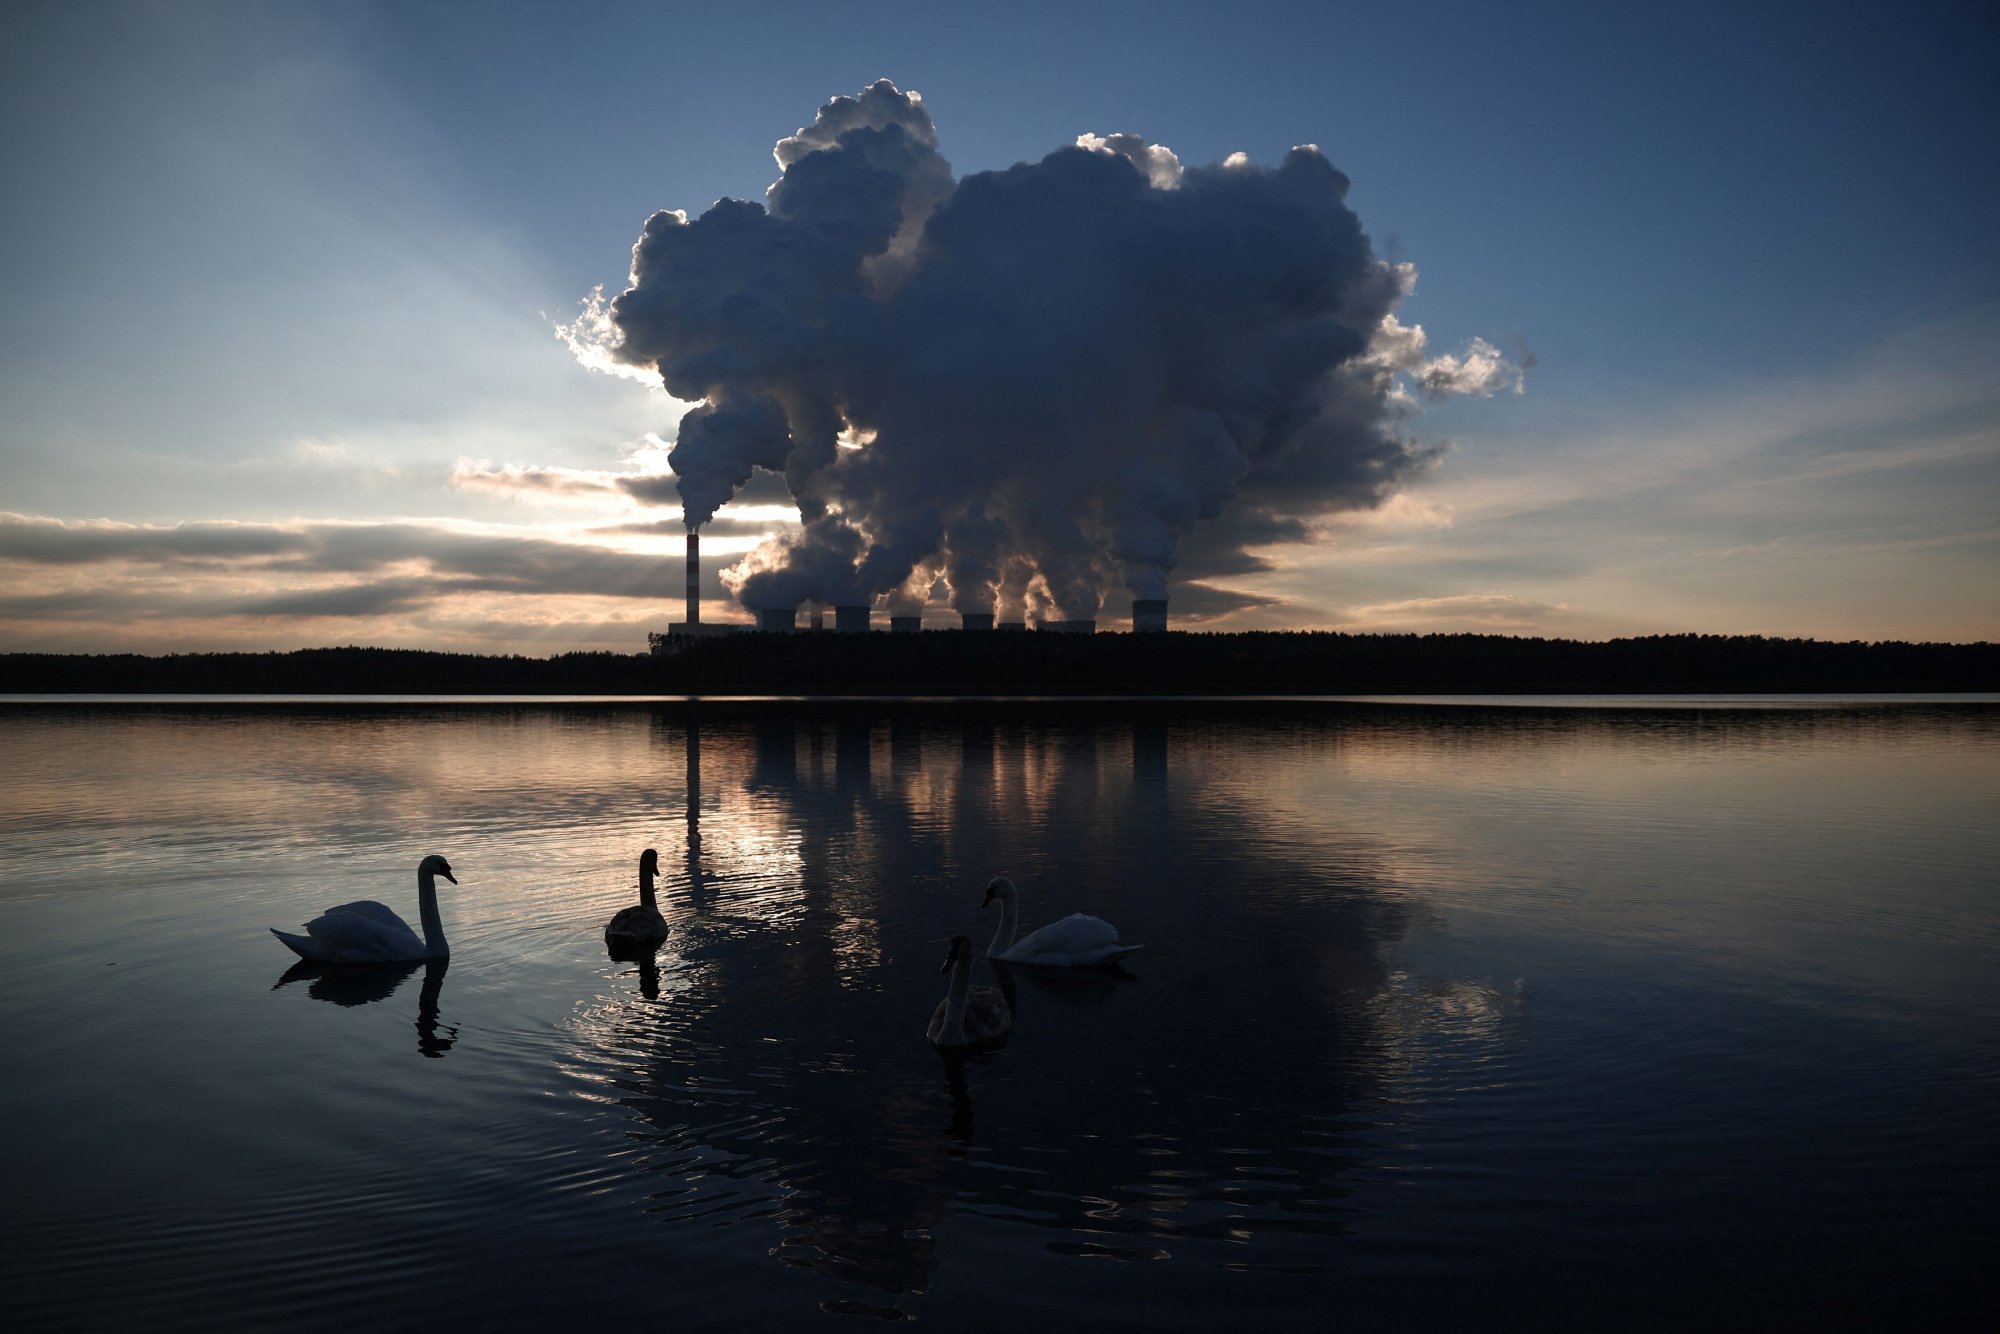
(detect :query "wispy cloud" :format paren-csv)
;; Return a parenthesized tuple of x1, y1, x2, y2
(449, 461, 629, 501)
(1192, 311, 2000, 641)
(1337, 593, 1574, 633)
(0, 513, 751, 652)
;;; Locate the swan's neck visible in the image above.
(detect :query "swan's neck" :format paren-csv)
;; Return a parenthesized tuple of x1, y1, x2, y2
(987, 893, 1018, 958)
(639, 865, 656, 910)
(417, 869, 448, 958)
(940, 955, 974, 1045)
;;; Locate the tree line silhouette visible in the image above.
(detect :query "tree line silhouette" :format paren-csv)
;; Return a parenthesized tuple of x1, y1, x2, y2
(1, 632, 1994, 695)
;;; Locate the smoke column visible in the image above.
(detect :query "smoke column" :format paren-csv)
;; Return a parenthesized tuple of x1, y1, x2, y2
(573, 80, 1522, 620)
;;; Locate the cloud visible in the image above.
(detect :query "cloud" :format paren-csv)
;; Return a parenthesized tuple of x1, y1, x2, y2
(0, 512, 743, 652)
(450, 438, 804, 529)
(230, 579, 442, 619)
(568, 81, 1523, 621)
(449, 461, 628, 501)
(602, 515, 789, 540)
(1246, 309, 2000, 642)
(1361, 317, 1530, 402)
(0, 515, 314, 565)
(1338, 592, 1573, 632)
(1164, 581, 1284, 623)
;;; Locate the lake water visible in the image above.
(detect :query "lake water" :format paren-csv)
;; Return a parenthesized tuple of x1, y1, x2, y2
(1, 698, 1995, 1330)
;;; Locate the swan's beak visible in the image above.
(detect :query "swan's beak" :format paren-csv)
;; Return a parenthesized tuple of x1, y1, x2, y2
(441, 868, 457, 884)
(980, 888, 994, 907)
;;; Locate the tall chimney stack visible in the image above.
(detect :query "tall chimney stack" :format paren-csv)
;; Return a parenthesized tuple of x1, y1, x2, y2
(685, 528, 701, 626)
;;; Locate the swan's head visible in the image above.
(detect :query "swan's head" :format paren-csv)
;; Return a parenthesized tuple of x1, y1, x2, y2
(941, 934, 973, 972)
(420, 854, 456, 885)
(639, 848, 659, 874)
(980, 876, 1016, 908)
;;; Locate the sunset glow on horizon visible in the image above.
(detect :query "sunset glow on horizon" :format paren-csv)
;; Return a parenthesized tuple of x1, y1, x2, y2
(3, 1, 1994, 653)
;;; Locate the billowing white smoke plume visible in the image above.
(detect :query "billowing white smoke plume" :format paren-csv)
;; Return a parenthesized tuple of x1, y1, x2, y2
(571, 80, 1522, 619)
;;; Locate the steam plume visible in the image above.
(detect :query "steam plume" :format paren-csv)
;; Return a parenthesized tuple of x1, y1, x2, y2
(571, 80, 1521, 618)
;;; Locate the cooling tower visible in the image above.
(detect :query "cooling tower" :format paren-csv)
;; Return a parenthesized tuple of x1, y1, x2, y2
(960, 612, 994, 631)
(997, 620, 1027, 632)
(890, 615, 922, 634)
(1040, 619, 1095, 634)
(809, 604, 825, 632)
(1133, 598, 1167, 633)
(757, 607, 797, 633)
(835, 605, 871, 633)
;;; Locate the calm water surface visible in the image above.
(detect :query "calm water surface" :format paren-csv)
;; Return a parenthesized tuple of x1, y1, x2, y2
(1, 699, 1995, 1330)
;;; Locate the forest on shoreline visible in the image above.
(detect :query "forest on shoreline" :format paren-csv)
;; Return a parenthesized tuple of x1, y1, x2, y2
(1, 632, 1995, 696)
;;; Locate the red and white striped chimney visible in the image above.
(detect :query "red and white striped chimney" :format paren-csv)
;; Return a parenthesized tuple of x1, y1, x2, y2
(685, 528, 700, 626)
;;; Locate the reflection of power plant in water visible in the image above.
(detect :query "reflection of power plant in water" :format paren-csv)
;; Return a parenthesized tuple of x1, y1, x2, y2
(582, 708, 1441, 1309)
(586, 709, 972, 1307)
(685, 710, 706, 909)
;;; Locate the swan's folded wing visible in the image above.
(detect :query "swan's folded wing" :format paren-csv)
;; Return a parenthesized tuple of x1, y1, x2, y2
(302, 905, 420, 959)
(1019, 912, 1119, 955)
(606, 904, 664, 934)
(967, 986, 1012, 1035)
(320, 900, 404, 927)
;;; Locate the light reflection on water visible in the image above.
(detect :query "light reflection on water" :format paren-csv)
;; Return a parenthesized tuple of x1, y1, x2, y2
(0, 700, 1995, 1329)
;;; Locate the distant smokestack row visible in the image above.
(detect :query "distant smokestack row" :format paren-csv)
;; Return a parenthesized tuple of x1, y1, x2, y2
(714, 596, 1162, 635)
(685, 529, 700, 626)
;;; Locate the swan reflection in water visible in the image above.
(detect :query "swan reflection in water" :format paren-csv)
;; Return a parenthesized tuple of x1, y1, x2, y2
(612, 955, 662, 1000)
(937, 1043, 1010, 1144)
(272, 958, 458, 1058)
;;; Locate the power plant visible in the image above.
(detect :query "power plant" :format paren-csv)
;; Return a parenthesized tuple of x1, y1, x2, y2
(601, 82, 1518, 669)
(667, 529, 1168, 637)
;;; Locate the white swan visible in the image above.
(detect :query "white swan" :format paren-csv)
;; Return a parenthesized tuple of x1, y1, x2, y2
(929, 934, 1012, 1046)
(270, 854, 456, 962)
(982, 875, 1141, 966)
(605, 847, 669, 954)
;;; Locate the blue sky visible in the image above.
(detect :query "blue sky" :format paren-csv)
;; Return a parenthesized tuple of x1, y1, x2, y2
(1, 0, 1994, 650)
